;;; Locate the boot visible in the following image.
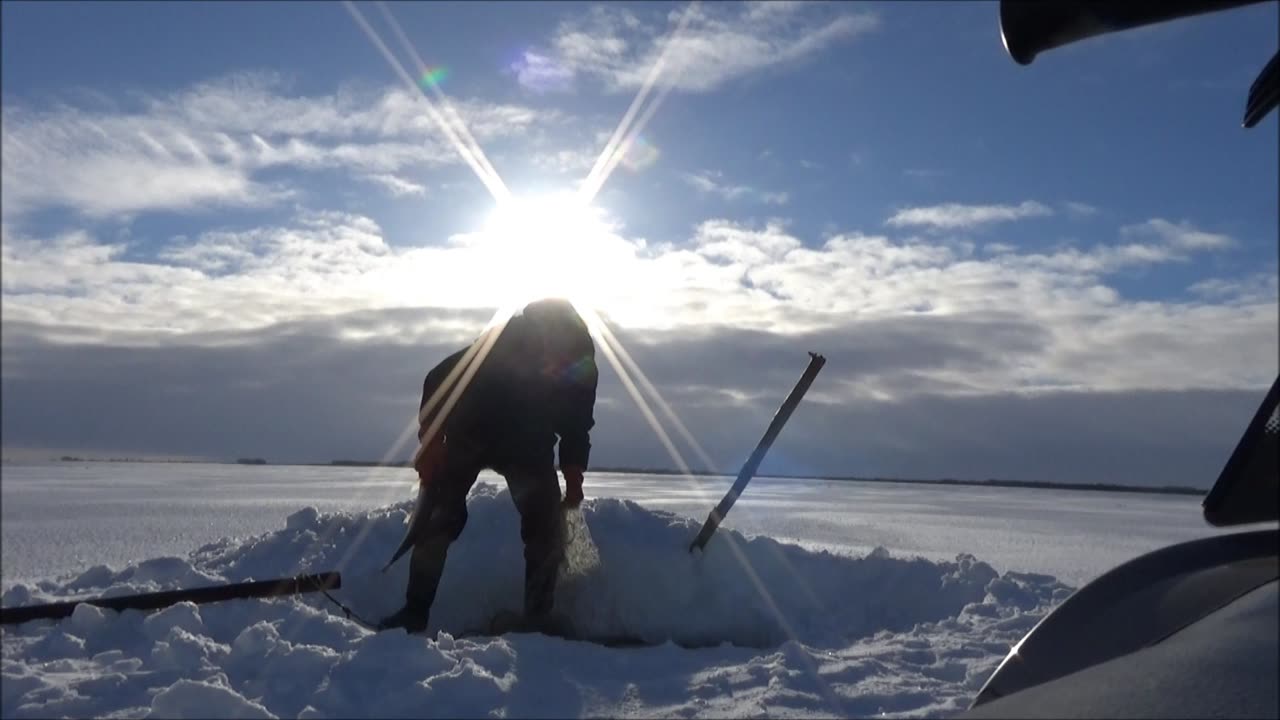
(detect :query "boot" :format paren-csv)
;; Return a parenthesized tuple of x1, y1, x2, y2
(378, 605, 429, 634)
(487, 609, 526, 635)
(382, 534, 451, 634)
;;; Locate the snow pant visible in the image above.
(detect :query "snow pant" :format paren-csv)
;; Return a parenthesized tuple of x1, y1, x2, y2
(403, 439, 564, 623)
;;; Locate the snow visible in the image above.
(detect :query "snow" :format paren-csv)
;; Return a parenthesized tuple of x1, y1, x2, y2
(0, 463, 1224, 718)
(1, 463, 1221, 587)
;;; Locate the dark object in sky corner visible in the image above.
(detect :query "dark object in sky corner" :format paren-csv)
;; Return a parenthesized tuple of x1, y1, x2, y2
(1000, 0, 1280, 128)
(1242, 49, 1280, 128)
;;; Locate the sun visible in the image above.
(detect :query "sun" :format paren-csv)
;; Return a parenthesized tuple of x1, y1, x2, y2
(475, 190, 629, 317)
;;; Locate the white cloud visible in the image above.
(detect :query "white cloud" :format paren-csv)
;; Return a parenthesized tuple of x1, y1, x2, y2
(1, 73, 553, 220)
(694, 219, 801, 266)
(682, 170, 788, 205)
(886, 201, 1054, 230)
(508, 51, 576, 94)
(983, 242, 1018, 255)
(683, 171, 748, 199)
(1063, 201, 1100, 218)
(1189, 273, 1278, 305)
(530, 147, 601, 174)
(522, 3, 878, 94)
(987, 218, 1235, 276)
(1123, 218, 1234, 251)
(4, 212, 1271, 398)
(359, 173, 427, 198)
(1012, 242, 1182, 274)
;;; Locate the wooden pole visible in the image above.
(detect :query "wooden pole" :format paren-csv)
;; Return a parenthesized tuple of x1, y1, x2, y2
(690, 352, 826, 553)
(0, 572, 342, 626)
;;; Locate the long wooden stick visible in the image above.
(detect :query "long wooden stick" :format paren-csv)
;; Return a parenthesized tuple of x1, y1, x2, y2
(690, 352, 826, 553)
(0, 572, 342, 625)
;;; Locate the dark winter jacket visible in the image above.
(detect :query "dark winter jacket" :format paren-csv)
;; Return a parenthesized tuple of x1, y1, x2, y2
(417, 300, 598, 470)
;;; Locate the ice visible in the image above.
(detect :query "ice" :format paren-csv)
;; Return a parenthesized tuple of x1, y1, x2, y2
(148, 679, 274, 719)
(0, 462, 1227, 718)
(1, 464, 1222, 589)
(142, 602, 205, 641)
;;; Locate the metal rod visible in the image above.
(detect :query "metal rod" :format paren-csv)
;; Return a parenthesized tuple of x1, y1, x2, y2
(690, 352, 826, 553)
(0, 572, 342, 626)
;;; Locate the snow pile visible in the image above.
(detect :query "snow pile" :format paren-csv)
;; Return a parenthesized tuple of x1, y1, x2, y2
(1, 483, 1075, 718)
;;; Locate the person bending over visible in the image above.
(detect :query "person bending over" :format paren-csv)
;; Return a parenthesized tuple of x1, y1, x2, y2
(380, 298, 598, 634)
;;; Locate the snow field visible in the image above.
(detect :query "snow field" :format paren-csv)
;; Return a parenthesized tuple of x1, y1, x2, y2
(2, 483, 1073, 718)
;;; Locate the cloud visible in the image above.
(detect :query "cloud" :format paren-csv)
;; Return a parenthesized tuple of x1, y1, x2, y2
(1063, 201, 1100, 218)
(974, 218, 1237, 275)
(0, 136, 280, 218)
(1, 73, 553, 220)
(5, 210, 1270, 390)
(683, 171, 748, 199)
(983, 242, 1018, 255)
(508, 51, 577, 94)
(1190, 273, 1279, 305)
(886, 201, 1054, 230)
(359, 173, 427, 198)
(1, 206, 649, 336)
(529, 147, 600, 175)
(0, 311, 487, 464)
(682, 170, 789, 205)
(3, 210, 1273, 484)
(1122, 218, 1234, 251)
(520, 3, 879, 94)
(0, 312, 1265, 486)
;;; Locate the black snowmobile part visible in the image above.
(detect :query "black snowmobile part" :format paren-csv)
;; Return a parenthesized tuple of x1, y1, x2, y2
(999, 0, 1265, 66)
(1202, 373, 1280, 526)
(689, 352, 826, 553)
(1243, 49, 1279, 128)
(1001, 0, 1279, 128)
(0, 572, 342, 625)
(969, 529, 1278, 709)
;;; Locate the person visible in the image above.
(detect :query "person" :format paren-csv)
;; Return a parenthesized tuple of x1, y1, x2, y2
(379, 298, 598, 634)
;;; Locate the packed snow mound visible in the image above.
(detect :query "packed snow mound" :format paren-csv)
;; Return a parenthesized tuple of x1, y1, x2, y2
(7, 484, 1067, 649)
(1, 484, 1076, 718)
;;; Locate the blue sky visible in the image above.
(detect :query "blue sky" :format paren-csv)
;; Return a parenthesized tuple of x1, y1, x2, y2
(2, 1, 1276, 486)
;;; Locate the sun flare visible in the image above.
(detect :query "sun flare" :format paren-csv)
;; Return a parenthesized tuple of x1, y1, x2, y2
(475, 191, 630, 317)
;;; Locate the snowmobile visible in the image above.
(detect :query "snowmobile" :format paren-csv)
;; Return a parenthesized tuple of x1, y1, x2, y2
(961, 2, 1279, 718)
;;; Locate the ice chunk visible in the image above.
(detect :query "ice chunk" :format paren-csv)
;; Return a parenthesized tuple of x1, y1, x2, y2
(147, 679, 274, 719)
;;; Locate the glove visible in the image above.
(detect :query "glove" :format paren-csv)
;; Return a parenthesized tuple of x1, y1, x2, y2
(562, 466, 585, 508)
(414, 435, 447, 486)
